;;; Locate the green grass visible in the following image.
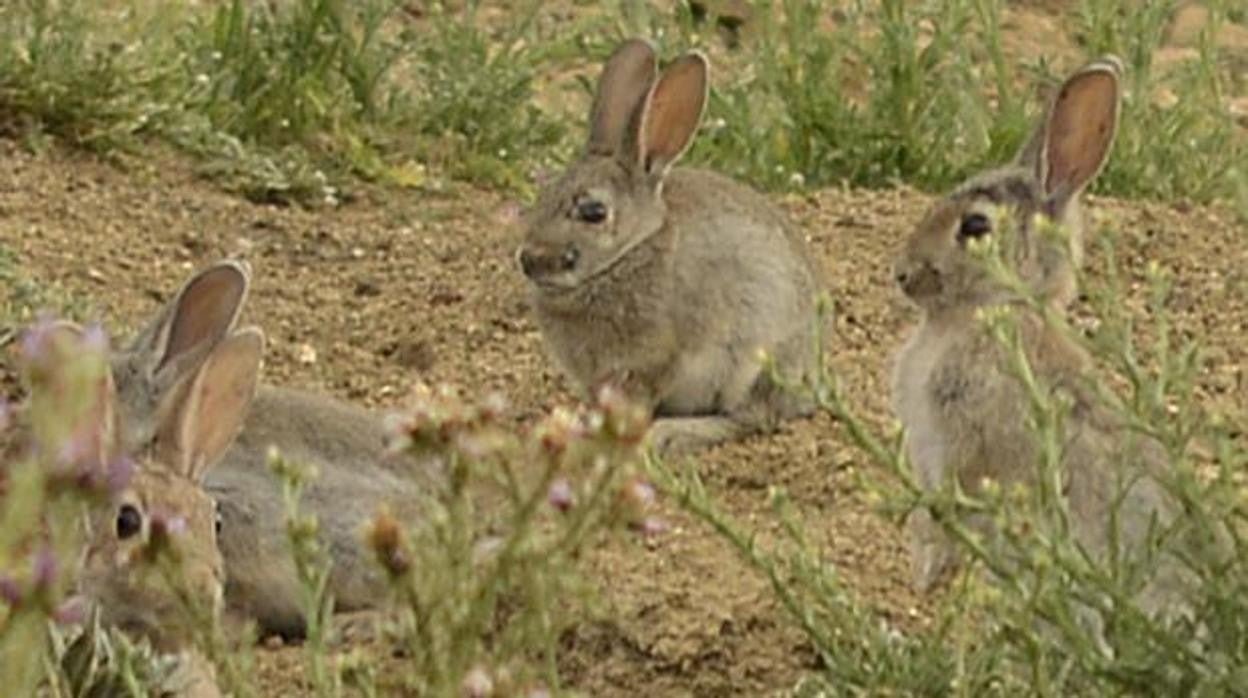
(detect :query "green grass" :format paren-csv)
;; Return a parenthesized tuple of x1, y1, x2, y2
(0, 0, 570, 204)
(649, 0, 1246, 212)
(2, 1, 1244, 212)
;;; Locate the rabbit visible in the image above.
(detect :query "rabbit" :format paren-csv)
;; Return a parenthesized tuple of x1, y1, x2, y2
(17, 320, 265, 698)
(890, 55, 1193, 616)
(517, 38, 823, 455)
(108, 260, 441, 640)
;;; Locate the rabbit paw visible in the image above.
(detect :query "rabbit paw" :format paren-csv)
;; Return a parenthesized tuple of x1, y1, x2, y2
(906, 508, 959, 592)
(647, 416, 745, 456)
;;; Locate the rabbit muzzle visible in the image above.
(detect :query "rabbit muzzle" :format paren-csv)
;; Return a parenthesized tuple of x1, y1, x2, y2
(895, 258, 942, 301)
(517, 242, 581, 287)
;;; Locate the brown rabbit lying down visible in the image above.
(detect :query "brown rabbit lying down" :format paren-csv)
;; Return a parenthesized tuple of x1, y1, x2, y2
(109, 261, 440, 640)
(891, 56, 1193, 615)
(518, 39, 823, 455)
(9, 320, 264, 698)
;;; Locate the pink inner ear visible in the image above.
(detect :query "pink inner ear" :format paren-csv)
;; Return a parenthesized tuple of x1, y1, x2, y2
(175, 330, 263, 481)
(1045, 72, 1118, 196)
(160, 268, 245, 372)
(642, 56, 707, 172)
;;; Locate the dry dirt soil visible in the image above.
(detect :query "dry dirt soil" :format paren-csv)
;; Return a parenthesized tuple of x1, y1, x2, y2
(1, 3, 1246, 697)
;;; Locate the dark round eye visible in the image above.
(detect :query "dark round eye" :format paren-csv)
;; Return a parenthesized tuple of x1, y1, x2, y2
(575, 198, 608, 224)
(116, 504, 143, 540)
(214, 503, 223, 536)
(958, 212, 992, 241)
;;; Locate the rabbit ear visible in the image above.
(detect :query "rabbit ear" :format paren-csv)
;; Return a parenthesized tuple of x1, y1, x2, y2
(586, 38, 658, 158)
(638, 52, 709, 179)
(156, 328, 264, 482)
(127, 261, 251, 392)
(1028, 56, 1123, 206)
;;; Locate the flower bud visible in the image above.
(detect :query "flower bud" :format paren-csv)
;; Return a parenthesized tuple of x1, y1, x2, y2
(32, 546, 58, 592)
(461, 666, 494, 698)
(547, 478, 574, 512)
(366, 509, 411, 578)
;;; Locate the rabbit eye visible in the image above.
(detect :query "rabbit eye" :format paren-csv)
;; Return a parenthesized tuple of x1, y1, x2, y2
(958, 212, 992, 241)
(116, 504, 143, 540)
(214, 504, 223, 537)
(574, 198, 608, 224)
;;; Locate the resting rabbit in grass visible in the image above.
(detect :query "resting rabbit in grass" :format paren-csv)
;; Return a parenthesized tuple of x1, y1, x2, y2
(518, 38, 822, 455)
(13, 320, 264, 698)
(891, 56, 1191, 614)
(110, 261, 439, 640)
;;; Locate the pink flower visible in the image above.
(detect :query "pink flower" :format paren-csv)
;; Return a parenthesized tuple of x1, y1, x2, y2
(461, 666, 494, 697)
(32, 547, 58, 590)
(631, 515, 669, 538)
(53, 595, 88, 625)
(547, 478, 574, 512)
(0, 575, 21, 605)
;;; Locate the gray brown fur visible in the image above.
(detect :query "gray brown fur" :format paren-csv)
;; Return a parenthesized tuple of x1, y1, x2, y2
(890, 56, 1192, 617)
(519, 39, 822, 454)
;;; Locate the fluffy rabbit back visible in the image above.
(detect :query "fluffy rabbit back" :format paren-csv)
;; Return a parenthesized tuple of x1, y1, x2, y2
(207, 385, 436, 638)
(519, 39, 821, 454)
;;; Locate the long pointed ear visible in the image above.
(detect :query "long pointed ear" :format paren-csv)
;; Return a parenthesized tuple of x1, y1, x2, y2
(156, 328, 264, 482)
(586, 38, 658, 158)
(125, 260, 251, 392)
(1025, 56, 1123, 206)
(638, 52, 709, 180)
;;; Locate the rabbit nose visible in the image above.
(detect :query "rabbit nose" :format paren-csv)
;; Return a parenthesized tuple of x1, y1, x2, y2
(518, 245, 580, 279)
(559, 246, 580, 271)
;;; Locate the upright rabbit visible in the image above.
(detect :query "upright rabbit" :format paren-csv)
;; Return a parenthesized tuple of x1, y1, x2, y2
(891, 56, 1188, 613)
(109, 261, 439, 639)
(518, 39, 822, 454)
(16, 320, 264, 698)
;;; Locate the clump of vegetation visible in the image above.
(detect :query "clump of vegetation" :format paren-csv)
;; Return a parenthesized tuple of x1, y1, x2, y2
(0, 0, 568, 203)
(1, 1, 1243, 212)
(671, 0, 1030, 192)
(1077, 0, 1247, 207)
